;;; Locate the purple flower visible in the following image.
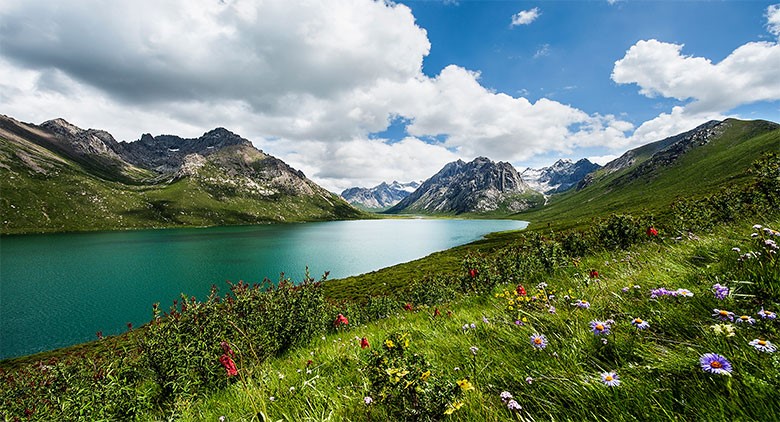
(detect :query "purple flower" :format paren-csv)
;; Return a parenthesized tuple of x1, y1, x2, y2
(712, 283, 729, 300)
(713, 309, 735, 322)
(499, 391, 513, 403)
(749, 339, 776, 353)
(530, 334, 548, 349)
(631, 317, 649, 330)
(482, 316, 490, 324)
(650, 287, 677, 299)
(364, 396, 373, 405)
(621, 287, 630, 293)
(699, 353, 733, 375)
(758, 308, 777, 320)
(507, 399, 522, 411)
(600, 371, 620, 387)
(590, 320, 611, 336)
(572, 299, 590, 309)
(548, 305, 556, 314)
(736, 315, 756, 325)
(525, 376, 534, 384)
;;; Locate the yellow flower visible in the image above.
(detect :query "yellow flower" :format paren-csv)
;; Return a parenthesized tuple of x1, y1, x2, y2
(384, 339, 394, 349)
(508, 306, 514, 311)
(522, 317, 528, 323)
(444, 400, 464, 415)
(457, 378, 474, 391)
(420, 370, 431, 381)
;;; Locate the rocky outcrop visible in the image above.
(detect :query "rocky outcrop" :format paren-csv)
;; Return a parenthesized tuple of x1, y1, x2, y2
(387, 157, 542, 214)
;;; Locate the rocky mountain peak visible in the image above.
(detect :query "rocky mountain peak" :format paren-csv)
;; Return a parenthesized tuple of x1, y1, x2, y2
(522, 158, 601, 194)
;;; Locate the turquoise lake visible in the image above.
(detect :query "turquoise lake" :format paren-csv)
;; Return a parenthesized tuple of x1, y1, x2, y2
(0, 218, 527, 359)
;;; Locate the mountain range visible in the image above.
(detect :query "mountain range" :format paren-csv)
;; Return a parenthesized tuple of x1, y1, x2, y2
(386, 157, 544, 214)
(340, 181, 421, 210)
(0, 115, 361, 234)
(521, 158, 601, 194)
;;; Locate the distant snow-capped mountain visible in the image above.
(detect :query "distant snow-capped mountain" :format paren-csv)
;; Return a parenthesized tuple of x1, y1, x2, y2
(340, 180, 421, 210)
(521, 158, 601, 194)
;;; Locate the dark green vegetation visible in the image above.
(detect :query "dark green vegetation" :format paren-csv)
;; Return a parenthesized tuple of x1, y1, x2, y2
(0, 116, 364, 234)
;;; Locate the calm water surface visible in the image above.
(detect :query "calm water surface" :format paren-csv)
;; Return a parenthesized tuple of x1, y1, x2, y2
(0, 218, 527, 359)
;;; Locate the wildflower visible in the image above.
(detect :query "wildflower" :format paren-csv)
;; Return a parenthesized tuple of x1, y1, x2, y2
(676, 288, 693, 297)
(269, 396, 275, 402)
(516, 284, 527, 295)
(289, 387, 295, 392)
(712, 283, 729, 300)
(500, 391, 513, 402)
(360, 337, 370, 349)
(469, 268, 478, 278)
(219, 354, 238, 377)
(731, 247, 741, 253)
(470, 346, 479, 355)
(457, 378, 475, 391)
(590, 320, 611, 335)
(384, 339, 394, 349)
(710, 324, 736, 337)
(753, 224, 763, 230)
(454, 367, 460, 371)
(525, 376, 534, 384)
(530, 334, 548, 349)
(444, 400, 464, 415)
(514, 320, 523, 326)
(470, 323, 477, 329)
(573, 299, 590, 309)
(434, 307, 441, 317)
(421, 370, 431, 381)
(631, 317, 650, 330)
(219, 416, 225, 422)
(622, 287, 629, 293)
(404, 303, 413, 311)
(650, 287, 677, 299)
(126, 322, 133, 330)
(633, 285, 641, 290)
(713, 309, 735, 322)
(600, 371, 620, 387)
(482, 316, 490, 324)
(736, 315, 756, 325)
(589, 269, 599, 279)
(699, 353, 733, 375)
(749, 339, 777, 353)
(507, 399, 522, 411)
(96, 331, 103, 340)
(364, 396, 373, 405)
(758, 308, 777, 320)
(647, 226, 658, 236)
(548, 305, 556, 314)
(334, 313, 349, 327)
(537, 282, 548, 289)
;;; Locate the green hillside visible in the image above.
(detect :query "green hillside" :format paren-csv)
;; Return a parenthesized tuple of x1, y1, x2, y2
(516, 119, 780, 229)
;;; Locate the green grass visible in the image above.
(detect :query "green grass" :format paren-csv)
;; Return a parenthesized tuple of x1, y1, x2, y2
(176, 218, 780, 421)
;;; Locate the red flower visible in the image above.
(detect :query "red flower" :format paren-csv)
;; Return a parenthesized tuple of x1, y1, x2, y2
(360, 337, 370, 349)
(434, 307, 441, 317)
(646, 226, 658, 236)
(589, 270, 599, 279)
(219, 354, 238, 377)
(306, 359, 313, 366)
(334, 313, 349, 327)
(516, 285, 527, 296)
(468, 268, 478, 278)
(404, 303, 413, 311)
(126, 322, 133, 330)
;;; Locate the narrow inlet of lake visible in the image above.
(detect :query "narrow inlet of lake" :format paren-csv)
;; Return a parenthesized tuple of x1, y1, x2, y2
(0, 218, 527, 359)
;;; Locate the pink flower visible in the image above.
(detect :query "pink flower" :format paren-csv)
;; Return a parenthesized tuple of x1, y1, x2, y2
(334, 313, 349, 327)
(219, 354, 238, 377)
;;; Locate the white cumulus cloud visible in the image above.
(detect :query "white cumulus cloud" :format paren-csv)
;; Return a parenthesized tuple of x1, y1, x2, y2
(767, 4, 780, 37)
(511, 7, 541, 26)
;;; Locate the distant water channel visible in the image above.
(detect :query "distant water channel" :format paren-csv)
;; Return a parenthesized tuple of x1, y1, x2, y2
(0, 218, 527, 359)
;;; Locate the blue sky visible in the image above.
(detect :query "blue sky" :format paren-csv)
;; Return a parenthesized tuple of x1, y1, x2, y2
(1, 0, 779, 191)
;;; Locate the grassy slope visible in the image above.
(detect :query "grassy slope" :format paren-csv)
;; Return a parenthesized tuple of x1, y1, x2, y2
(514, 120, 780, 230)
(0, 136, 364, 234)
(179, 218, 780, 421)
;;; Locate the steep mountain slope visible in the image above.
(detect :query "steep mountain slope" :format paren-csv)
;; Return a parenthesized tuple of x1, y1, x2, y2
(517, 118, 780, 227)
(521, 158, 601, 194)
(341, 181, 421, 210)
(0, 115, 362, 234)
(386, 157, 543, 214)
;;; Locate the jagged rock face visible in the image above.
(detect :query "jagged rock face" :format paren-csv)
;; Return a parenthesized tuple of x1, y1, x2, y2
(116, 128, 252, 173)
(341, 181, 421, 209)
(522, 158, 601, 194)
(388, 157, 540, 214)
